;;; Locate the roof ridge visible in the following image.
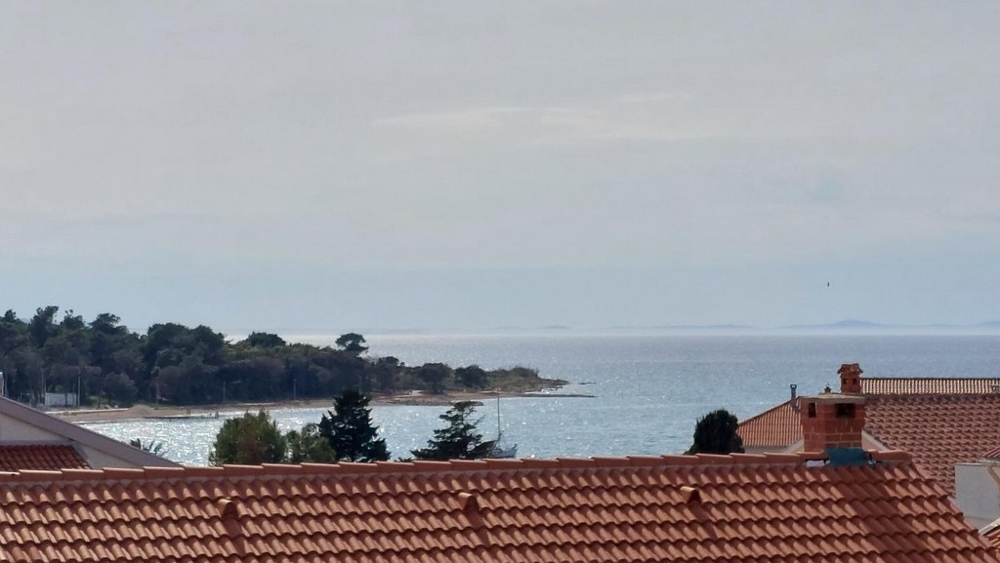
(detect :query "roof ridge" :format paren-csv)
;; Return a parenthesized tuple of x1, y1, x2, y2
(0, 450, 916, 484)
(868, 376, 1000, 380)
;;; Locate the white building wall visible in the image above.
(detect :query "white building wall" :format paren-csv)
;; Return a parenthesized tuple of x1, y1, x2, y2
(0, 412, 63, 442)
(955, 462, 1000, 529)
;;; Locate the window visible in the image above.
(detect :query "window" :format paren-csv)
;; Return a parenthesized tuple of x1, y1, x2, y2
(807, 403, 816, 418)
(835, 403, 855, 419)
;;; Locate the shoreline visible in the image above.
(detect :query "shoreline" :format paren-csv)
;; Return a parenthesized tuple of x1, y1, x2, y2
(50, 390, 594, 424)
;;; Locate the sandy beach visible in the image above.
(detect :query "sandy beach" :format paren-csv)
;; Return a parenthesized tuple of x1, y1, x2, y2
(49, 390, 593, 424)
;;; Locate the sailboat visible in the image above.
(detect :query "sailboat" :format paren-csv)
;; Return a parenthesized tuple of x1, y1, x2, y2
(488, 389, 518, 459)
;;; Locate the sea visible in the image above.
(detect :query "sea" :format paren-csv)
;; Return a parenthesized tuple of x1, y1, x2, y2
(83, 332, 1000, 466)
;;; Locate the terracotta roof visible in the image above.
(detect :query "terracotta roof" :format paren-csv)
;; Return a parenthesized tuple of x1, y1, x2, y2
(864, 394, 1000, 495)
(738, 392, 1000, 496)
(0, 453, 994, 562)
(0, 444, 89, 471)
(863, 377, 1000, 395)
(736, 402, 800, 448)
(981, 445, 1000, 460)
(983, 520, 1000, 554)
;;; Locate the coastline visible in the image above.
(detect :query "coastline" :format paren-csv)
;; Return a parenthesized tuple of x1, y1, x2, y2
(50, 390, 593, 424)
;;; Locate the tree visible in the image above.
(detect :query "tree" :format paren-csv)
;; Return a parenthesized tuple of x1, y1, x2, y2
(411, 401, 493, 460)
(335, 333, 368, 355)
(285, 423, 337, 463)
(455, 365, 488, 388)
(28, 306, 60, 348)
(129, 438, 168, 457)
(318, 388, 389, 462)
(685, 409, 744, 455)
(245, 332, 286, 348)
(102, 372, 138, 406)
(417, 363, 451, 394)
(209, 410, 287, 465)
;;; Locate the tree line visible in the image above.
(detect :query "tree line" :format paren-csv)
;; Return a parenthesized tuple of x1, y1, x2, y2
(0, 306, 565, 408)
(207, 390, 498, 464)
(202, 392, 747, 466)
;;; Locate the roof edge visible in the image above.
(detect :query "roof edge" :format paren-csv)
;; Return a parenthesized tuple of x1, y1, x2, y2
(0, 450, 918, 484)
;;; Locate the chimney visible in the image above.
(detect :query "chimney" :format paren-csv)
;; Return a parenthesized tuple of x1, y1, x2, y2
(799, 388, 867, 455)
(838, 363, 863, 394)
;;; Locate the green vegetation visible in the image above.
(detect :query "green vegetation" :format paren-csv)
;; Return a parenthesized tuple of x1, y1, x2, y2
(685, 409, 745, 455)
(285, 423, 337, 463)
(411, 401, 494, 460)
(0, 306, 565, 408)
(210, 392, 503, 464)
(128, 438, 168, 457)
(318, 388, 389, 462)
(209, 410, 287, 465)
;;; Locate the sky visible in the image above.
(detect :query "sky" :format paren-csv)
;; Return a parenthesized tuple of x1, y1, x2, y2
(2, 2, 999, 334)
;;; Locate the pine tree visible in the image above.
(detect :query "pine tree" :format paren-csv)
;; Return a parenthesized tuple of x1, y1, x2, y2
(685, 408, 744, 455)
(411, 401, 494, 460)
(318, 388, 389, 462)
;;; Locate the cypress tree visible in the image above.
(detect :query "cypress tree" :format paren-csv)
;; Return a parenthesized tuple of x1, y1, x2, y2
(685, 408, 745, 455)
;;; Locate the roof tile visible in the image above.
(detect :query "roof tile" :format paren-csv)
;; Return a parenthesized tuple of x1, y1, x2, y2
(0, 454, 995, 562)
(863, 377, 1000, 395)
(0, 444, 89, 472)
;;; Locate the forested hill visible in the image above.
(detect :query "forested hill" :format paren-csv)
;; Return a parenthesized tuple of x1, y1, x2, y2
(0, 306, 566, 408)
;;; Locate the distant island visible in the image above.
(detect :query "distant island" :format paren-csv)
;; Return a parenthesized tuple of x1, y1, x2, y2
(0, 306, 567, 410)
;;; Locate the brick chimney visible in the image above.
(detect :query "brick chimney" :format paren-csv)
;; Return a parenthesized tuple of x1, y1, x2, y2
(838, 363, 863, 394)
(799, 390, 866, 453)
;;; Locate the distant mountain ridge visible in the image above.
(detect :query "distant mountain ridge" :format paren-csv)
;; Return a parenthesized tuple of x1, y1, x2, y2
(782, 319, 885, 330)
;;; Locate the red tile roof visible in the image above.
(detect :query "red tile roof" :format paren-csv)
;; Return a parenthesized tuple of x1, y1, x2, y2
(981, 445, 1000, 460)
(984, 524, 1000, 555)
(0, 453, 994, 562)
(864, 394, 1000, 495)
(736, 402, 800, 449)
(0, 444, 88, 471)
(863, 377, 1000, 395)
(738, 393, 1000, 496)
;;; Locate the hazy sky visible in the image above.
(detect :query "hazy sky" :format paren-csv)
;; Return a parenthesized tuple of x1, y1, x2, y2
(2, 2, 999, 333)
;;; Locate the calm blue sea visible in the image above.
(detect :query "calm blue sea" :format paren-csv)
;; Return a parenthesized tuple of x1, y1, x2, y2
(84, 333, 1000, 465)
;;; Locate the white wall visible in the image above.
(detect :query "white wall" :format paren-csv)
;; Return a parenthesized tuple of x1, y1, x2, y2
(955, 462, 1000, 529)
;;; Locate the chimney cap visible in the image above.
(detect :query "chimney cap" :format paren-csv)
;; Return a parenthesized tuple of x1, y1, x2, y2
(799, 393, 866, 405)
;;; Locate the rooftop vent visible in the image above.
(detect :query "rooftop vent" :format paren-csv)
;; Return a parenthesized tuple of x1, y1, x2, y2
(681, 486, 700, 504)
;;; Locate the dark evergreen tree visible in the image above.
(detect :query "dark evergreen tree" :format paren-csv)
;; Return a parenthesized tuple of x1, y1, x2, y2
(244, 332, 287, 348)
(685, 408, 744, 455)
(335, 333, 368, 355)
(417, 363, 451, 394)
(411, 401, 494, 460)
(318, 388, 389, 462)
